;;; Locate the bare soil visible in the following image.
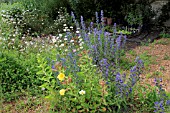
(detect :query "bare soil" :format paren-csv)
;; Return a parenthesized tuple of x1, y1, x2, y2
(126, 38, 170, 92)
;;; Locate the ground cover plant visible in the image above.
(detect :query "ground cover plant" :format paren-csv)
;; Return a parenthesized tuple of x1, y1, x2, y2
(1, 1, 170, 113)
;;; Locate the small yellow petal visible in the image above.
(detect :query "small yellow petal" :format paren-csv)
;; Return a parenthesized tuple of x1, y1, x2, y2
(59, 89, 66, 96)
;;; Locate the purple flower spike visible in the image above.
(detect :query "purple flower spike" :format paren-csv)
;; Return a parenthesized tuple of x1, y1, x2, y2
(95, 12, 99, 24)
(114, 23, 116, 27)
(81, 16, 85, 30)
(116, 35, 122, 48)
(166, 100, 170, 106)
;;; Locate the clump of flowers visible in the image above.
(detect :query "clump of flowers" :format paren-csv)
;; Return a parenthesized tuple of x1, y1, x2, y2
(51, 7, 71, 34)
(36, 11, 170, 113)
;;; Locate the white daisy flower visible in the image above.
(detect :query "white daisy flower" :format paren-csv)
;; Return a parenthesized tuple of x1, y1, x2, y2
(70, 26, 73, 29)
(52, 38, 56, 43)
(60, 43, 64, 47)
(59, 34, 62, 37)
(80, 46, 83, 49)
(67, 29, 70, 32)
(70, 40, 74, 43)
(76, 31, 80, 34)
(79, 90, 85, 95)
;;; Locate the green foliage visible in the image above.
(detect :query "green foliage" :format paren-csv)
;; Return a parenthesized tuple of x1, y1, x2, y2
(125, 12, 143, 26)
(1, 1, 170, 112)
(0, 49, 43, 101)
(158, 1, 170, 25)
(123, 4, 144, 26)
(19, 0, 69, 19)
(1, 5, 50, 35)
(122, 0, 155, 27)
(69, 0, 96, 20)
(159, 31, 170, 38)
(46, 7, 72, 34)
(37, 54, 107, 112)
(0, 2, 23, 40)
(130, 84, 160, 112)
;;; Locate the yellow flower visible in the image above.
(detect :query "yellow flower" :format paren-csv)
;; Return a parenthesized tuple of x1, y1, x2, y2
(59, 89, 66, 96)
(57, 73, 65, 81)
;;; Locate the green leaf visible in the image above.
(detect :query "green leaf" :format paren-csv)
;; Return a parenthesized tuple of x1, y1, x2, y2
(36, 70, 44, 75)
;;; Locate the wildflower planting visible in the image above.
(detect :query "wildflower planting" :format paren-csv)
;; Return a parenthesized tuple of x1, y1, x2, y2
(1, 1, 170, 113)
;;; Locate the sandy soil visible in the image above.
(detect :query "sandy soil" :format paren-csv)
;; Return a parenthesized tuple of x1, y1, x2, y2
(126, 38, 170, 92)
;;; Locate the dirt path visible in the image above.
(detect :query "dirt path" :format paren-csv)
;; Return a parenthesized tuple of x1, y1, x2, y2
(126, 38, 170, 92)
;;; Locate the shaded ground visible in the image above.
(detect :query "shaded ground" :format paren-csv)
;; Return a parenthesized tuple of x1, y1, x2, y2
(126, 38, 170, 92)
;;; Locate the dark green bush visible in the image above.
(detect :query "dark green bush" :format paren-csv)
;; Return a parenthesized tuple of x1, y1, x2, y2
(0, 50, 42, 101)
(19, 0, 70, 20)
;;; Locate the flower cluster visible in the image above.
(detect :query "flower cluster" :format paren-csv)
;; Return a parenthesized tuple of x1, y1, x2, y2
(52, 7, 70, 33)
(154, 101, 165, 113)
(56, 72, 86, 96)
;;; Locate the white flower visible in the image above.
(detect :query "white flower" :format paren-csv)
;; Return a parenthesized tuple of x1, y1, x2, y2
(55, 44, 58, 47)
(79, 90, 85, 95)
(63, 29, 67, 32)
(73, 49, 76, 52)
(76, 31, 80, 34)
(63, 24, 67, 26)
(52, 35, 55, 38)
(59, 34, 62, 37)
(67, 29, 70, 32)
(11, 38, 15, 41)
(52, 38, 56, 43)
(79, 42, 84, 46)
(60, 43, 64, 47)
(64, 38, 67, 41)
(41, 87, 45, 91)
(70, 40, 74, 43)
(80, 46, 83, 49)
(65, 49, 68, 52)
(70, 26, 73, 29)
(65, 27, 68, 29)
(56, 37, 59, 40)
(30, 41, 33, 45)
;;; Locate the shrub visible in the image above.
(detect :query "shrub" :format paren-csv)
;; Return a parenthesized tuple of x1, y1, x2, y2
(46, 7, 72, 34)
(0, 49, 42, 101)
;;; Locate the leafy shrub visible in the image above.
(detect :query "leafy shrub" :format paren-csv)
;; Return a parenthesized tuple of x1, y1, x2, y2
(157, 1, 170, 25)
(0, 50, 42, 101)
(69, 0, 96, 20)
(19, 0, 70, 20)
(46, 7, 72, 34)
(122, 1, 155, 28)
(1, 6, 49, 35)
(0, 2, 24, 40)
